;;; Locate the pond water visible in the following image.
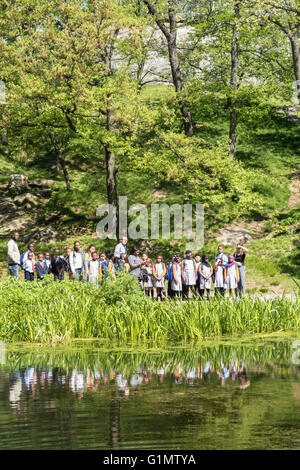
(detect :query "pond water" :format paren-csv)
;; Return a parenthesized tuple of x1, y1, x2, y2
(0, 336, 299, 450)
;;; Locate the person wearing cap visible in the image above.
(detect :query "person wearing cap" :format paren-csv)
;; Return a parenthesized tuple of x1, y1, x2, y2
(234, 245, 248, 296)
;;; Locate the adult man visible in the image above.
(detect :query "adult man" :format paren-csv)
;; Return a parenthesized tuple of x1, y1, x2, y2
(69, 241, 87, 281)
(7, 231, 20, 279)
(114, 237, 128, 269)
(214, 245, 228, 267)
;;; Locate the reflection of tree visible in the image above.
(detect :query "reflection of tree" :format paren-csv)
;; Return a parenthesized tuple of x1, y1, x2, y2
(108, 390, 121, 449)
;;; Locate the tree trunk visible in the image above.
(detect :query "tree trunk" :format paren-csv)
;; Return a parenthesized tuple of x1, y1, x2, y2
(167, 30, 194, 137)
(105, 106, 119, 233)
(228, 5, 240, 158)
(143, 1, 194, 137)
(56, 154, 60, 176)
(290, 35, 300, 105)
(1, 127, 7, 145)
(59, 152, 70, 191)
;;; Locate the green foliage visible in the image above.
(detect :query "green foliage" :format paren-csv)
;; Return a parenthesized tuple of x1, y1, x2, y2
(0, 276, 298, 343)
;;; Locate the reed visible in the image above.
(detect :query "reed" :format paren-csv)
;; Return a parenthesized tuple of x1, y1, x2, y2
(0, 275, 299, 343)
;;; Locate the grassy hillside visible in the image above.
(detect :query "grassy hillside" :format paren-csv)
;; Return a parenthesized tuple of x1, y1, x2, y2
(0, 86, 299, 293)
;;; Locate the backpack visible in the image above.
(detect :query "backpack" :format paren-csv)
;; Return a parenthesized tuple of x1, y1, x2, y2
(19, 252, 26, 268)
(167, 263, 174, 282)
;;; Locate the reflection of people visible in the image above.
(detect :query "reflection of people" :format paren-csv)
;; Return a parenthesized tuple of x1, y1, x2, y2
(238, 361, 251, 390)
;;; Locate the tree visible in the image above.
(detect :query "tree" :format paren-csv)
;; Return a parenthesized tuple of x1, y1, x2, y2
(142, 0, 194, 136)
(3, 0, 147, 228)
(249, 0, 300, 105)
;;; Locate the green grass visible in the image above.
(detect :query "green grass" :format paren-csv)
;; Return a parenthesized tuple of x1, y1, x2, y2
(0, 274, 298, 343)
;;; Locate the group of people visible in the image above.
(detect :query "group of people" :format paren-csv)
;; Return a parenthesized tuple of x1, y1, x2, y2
(7, 232, 248, 298)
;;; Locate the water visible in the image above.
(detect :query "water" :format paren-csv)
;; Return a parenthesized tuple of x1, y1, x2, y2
(0, 336, 299, 449)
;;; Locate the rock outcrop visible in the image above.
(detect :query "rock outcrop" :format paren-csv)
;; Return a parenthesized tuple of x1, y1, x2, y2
(7, 174, 29, 195)
(216, 226, 252, 246)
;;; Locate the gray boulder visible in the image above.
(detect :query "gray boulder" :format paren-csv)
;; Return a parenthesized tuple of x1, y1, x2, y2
(7, 174, 29, 195)
(216, 226, 252, 246)
(29, 179, 56, 189)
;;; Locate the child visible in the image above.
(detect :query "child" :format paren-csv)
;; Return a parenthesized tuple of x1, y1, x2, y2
(224, 254, 240, 297)
(166, 255, 175, 298)
(198, 254, 213, 300)
(123, 254, 130, 273)
(194, 253, 201, 296)
(51, 254, 65, 281)
(64, 248, 73, 280)
(23, 251, 35, 281)
(43, 252, 51, 273)
(141, 258, 154, 297)
(88, 252, 100, 288)
(214, 257, 225, 297)
(152, 255, 167, 301)
(181, 250, 197, 299)
(100, 252, 115, 280)
(171, 255, 182, 298)
(20, 242, 36, 267)
(115, 252, 126, 272)
(35, 253, 49, 281)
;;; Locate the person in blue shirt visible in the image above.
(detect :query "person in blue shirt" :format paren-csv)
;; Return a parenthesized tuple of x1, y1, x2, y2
(214, 246, 228, 267)
(35, 254, 49, 281)
(43, 252, 51, 273)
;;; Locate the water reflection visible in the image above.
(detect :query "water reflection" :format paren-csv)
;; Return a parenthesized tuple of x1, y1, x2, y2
(8, 359, 252, 411)
(0, 338, 299, 449)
